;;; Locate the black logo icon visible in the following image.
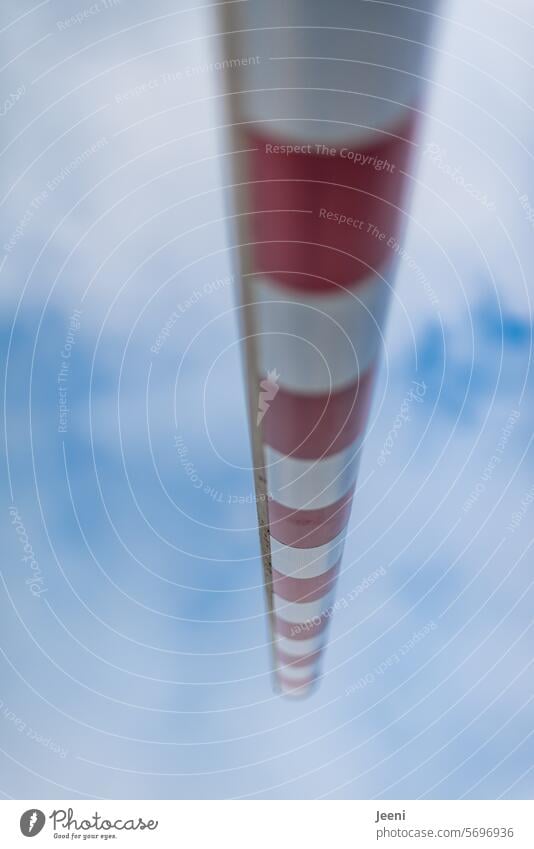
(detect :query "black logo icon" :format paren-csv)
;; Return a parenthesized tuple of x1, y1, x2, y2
(20, 809, 46, 837)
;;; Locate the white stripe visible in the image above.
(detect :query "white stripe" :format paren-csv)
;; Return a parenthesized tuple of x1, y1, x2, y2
(276, 662, 317, 682)
(274, 588, 336, 626)
(270, 528, 346, 580)
(276, 633, 325, 656)
(265, 438, 362, 511)
(241, 90, 418, 149)
(229, 0, 437, 145)
(251, 272, 391, 393)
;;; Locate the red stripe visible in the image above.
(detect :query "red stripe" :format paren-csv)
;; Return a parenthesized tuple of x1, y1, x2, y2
(268, 490, 353, 548)
(274, 613, 330, 640)
(272, 561, 340, 602)
(262, 367, 374, 459)
(245, 111, 417, 293)
(276, 648, 322, 668)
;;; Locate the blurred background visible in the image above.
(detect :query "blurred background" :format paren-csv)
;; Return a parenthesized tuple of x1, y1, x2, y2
(1, 0, 533, 799)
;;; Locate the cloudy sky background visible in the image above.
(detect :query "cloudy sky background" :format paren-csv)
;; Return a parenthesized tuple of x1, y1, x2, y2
(1, 0, 533, 799)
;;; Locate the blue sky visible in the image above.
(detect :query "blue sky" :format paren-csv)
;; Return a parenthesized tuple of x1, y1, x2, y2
(1, 0, 533, 799)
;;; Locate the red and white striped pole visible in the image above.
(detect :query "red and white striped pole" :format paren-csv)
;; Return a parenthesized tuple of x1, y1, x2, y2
(218, 0, 439, 696)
